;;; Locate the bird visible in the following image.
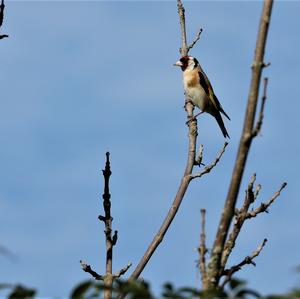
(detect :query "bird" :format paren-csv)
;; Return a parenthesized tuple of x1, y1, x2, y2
(174, 56, 230, 138)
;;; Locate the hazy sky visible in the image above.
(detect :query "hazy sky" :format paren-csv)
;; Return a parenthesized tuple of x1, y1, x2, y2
(0, 1, 299, 298)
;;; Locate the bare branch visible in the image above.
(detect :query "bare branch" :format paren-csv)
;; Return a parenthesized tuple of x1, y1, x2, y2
(80, 260, 103, 281)
(246, 182, 287, 219)
(102, 152, 114, 280)
(81, 153, 125, 299)
(190, 142, 228, 180)
(177, 0, 188, 56)
(198, 209, 208, 288)
(252, 77, 269, 137)
(207, 0, 274, 288)
(113, 263, 132, 279)
(221, 178, 286, 271)
(221, 239, 267, 289)
(221, 174, 258, 268)
(187, 28, 203, 52)
(129, 109, 197, 281)
(101, 152, 115, 299)
(177, 0, 202, 56)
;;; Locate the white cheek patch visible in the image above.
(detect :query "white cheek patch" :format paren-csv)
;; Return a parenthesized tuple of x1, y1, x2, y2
(186, 61, 195, 70)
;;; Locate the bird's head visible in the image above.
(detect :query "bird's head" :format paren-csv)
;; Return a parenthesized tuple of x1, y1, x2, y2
(174, 56, 199, 71)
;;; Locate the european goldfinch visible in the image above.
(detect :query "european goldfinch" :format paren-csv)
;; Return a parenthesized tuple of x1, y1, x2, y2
(175, 56, 230, 139)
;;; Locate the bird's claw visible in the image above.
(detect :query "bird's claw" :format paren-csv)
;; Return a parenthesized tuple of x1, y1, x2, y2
(186, 116, 197, 125)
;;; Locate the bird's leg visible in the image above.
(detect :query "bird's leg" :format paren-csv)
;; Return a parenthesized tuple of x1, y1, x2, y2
(194, 111, 204, 118)
(186, 111, 204, 125)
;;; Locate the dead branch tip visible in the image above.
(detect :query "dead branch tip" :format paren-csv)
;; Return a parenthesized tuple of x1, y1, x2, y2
(221, 238, 267, 288)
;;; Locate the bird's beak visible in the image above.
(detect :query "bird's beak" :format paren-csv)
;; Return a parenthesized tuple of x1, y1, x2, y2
(173, 60, 183, 67)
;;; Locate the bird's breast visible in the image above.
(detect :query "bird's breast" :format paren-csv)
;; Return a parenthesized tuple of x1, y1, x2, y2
(184, 84, 207, 111)
(182, 70, 208, 111)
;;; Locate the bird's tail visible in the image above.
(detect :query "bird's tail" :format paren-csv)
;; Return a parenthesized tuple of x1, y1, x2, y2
(220, 107, 230, 121)
(215, 112, 230, 139)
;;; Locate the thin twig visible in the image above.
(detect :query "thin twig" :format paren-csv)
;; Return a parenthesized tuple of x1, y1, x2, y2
(207, 0, 274, 288)
(221, 174, 257, 268)
(113, 263, 133, 279)
(190, 142, 228, 180)
(221, 178, 286, 270)
(221, 239, 267, 289)
(199, 209, 208, 288)
(187, 28, 203, 52)
(252, 77, 269, 137)
(80, 260, 103, 281)
(246, 182, 287, 219)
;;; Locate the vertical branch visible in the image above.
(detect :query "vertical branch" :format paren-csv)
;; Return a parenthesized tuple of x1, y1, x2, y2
(177, 0, 188, 56)
(81, 153, 131, 299)
(99, 152, 114, 299)
(102, 152, 113, 275)
(207, 0, 274, 288)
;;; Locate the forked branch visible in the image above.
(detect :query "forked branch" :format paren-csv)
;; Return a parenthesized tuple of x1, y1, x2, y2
(190, 142, 228, 180)
(177, 0, 203, 57)
(221, 174, 258, 268)
(246, 182, 287, 219)
(221, 239, 267, 289)
(221, 176, 286, 269)
(113, 263, 133, 279)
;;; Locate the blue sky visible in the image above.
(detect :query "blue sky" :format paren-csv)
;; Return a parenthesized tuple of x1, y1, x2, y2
(0, 1, 299, 298)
